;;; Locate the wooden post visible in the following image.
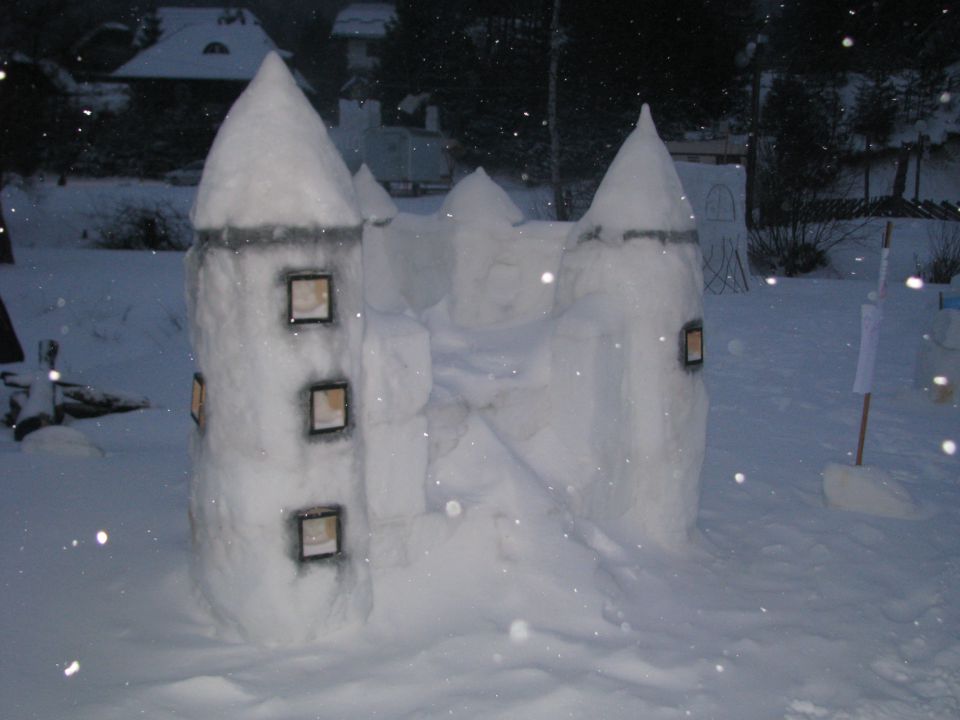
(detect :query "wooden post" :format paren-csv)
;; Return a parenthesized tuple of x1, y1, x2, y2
(854, 393, 871, 466)
(854, 222, 894, 466)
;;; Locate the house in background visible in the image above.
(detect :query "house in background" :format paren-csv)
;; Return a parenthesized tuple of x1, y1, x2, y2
(332, 3, 395, 98)
(102, 7, 312, 175)
(112, 7, 312, 95)
(665, 137, 747, 166)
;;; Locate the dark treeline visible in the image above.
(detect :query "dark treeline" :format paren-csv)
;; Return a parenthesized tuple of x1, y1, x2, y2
(1, 0, 958, 184)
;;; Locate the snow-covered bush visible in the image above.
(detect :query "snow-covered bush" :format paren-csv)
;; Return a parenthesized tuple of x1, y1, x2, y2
(92, 200, 190, 251)
(920, 221, 960, 284)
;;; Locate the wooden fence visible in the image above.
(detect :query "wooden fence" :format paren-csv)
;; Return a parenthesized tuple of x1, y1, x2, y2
(763, 196, 960, 225)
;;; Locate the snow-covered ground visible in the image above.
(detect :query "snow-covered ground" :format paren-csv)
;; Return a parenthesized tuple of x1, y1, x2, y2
(2, 177, 959, 719)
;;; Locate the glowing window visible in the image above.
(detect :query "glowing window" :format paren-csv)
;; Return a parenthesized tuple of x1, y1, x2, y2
(682, 322, 704, 368)
(288, 273, 333, 324)
(296, 506, 342, 561)
(309, 381, 348, 434)
(190, 373, 206, 429)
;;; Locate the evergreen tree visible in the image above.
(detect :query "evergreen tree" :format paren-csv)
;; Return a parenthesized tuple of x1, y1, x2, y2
(760, 74, 847, 210)
(851, 73, 897, 201)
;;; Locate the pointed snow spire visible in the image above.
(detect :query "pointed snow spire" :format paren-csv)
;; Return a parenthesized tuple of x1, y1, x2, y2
(440, 167, 523, 231)
(353, 164, 398, 225)
(192, 51, 360, 231)
(572, 104, 695, 244)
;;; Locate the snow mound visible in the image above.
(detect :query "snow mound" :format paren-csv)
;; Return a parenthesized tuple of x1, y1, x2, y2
(440, 168, 523, 231)
(915, 309, 960, 402)
(822, 463, 918, 519)
(21, 425, 105, 458)
(192, 52, 360, 230)
(573, 104, 696, 243)
(932, 308, 960, 350)
(353, 164, 397, 225)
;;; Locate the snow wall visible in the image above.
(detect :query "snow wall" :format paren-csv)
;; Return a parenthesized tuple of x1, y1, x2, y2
(186, 53, 707, 644)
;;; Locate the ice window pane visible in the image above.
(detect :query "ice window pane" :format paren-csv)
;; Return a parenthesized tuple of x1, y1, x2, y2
(310, 383, 348, 433)
(289, 275, 332, 323)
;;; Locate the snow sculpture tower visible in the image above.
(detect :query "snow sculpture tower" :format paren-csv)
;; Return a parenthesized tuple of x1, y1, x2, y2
(551, 105, 708, 550)
(186, 53, 370, 643)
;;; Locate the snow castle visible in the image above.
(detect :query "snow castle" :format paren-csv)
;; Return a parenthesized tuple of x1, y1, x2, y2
(186, 52, 707, 644)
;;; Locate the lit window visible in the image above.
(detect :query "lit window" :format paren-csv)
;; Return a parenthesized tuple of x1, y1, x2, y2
(682, 322, 704, 367)
(309, 382, 349, 434)
(288, 273, 333, 324)
(190, 373, 206, 429)
(296, 506, 342, 561)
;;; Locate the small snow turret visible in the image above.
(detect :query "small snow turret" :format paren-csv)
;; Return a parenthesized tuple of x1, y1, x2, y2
(440, 167, 523, 231)
(551, 104, 707, 550)
(353, 164, 398, 226)
(186, 52, 370, 644)
(442, 169, 544, 328)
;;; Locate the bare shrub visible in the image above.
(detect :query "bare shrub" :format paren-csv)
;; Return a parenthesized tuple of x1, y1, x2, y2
(92, 201, 190, 251)
(920, 221, 960, 284)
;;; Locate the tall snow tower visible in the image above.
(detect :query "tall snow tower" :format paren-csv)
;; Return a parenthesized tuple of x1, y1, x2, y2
(551, 105, 708, 550)
(185, 53, 370, 643)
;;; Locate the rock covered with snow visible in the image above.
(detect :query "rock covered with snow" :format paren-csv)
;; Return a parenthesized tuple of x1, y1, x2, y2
(572, 104, 696, 243)
(192, 52, 360, 231)
(353, 164, 397, 225)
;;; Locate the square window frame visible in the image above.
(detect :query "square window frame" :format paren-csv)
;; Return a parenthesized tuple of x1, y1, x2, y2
(682, 322, 704, 368)
(308, 380, 350, 435)
(287, 272, 334, 325)
(296, 505, 343, 562)
(190, 373, 206, 429)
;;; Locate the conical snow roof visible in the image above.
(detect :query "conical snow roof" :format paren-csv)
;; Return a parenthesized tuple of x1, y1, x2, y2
(573, 104, 695, 243)
(192, 52, 360, 231)
(353, 164, 398, 225)
(440, 168, 523, 231)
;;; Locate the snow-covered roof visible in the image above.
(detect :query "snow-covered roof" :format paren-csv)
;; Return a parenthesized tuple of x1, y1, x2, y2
(113, 7, 304, 87)
(332, 3, 396, 39)
(192, 52, 360, 231)
(148, 7, 258, 42)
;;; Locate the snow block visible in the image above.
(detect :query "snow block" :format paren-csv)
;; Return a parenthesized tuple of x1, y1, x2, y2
(915, 309, 960, 403)
(381, 214, 454, 313)
(361, 310, 431, 523)
(361, 311, 432, 425)
(823, 463, 918, 519)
